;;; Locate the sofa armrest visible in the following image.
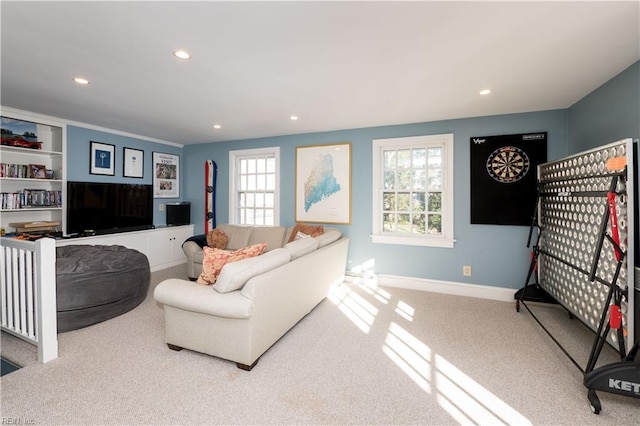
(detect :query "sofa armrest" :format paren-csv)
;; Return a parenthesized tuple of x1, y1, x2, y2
(182, 241, 204, 280)
(154, 278, 253, 319)
(182, 240, 203, 257)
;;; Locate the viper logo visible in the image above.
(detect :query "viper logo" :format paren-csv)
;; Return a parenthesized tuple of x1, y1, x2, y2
(473, 138, 486, 144)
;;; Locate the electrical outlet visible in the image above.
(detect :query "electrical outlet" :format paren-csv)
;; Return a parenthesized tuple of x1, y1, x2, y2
(159, 203, 165, 212)
(463, 265, 472, 276)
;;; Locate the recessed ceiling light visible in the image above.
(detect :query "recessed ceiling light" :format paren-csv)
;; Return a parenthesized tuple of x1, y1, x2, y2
(213, 124, 221, 129)
(73, 77, 89, 85)
(173, 50, 191, 60)
(479, 89, 492, 95)
(290, 115, 299, 121)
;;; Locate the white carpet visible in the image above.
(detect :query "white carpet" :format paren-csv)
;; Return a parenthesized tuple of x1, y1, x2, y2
(1, 264, 638, 424)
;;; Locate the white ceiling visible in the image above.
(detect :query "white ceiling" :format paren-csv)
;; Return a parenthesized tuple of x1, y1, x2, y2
(1, 1, 639, 146)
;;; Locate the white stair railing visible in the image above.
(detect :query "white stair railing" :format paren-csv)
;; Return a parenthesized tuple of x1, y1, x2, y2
(0, 237, 58, 363)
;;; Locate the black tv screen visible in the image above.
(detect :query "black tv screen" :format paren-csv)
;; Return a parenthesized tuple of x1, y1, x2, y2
(67, 181, 154, 236)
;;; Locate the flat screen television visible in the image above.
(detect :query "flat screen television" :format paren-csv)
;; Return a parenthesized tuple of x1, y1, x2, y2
(67, 181, 154, 236)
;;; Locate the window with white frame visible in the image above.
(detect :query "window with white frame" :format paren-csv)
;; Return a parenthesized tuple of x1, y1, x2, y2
(372, 134, 454, 248)
(229, 147, 280, 225)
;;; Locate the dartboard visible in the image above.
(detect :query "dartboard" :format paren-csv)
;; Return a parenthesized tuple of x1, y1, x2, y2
(486, 146, 530, 183)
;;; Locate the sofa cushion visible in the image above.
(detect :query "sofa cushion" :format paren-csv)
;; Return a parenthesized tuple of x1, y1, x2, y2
(197, 243, 267, 285)
(315, 229, 342, 248)
(285, 236, 319, 260)
(206, 228, 228, 249)
(216, 224, 253, 250)
(214, 248, 292, 294)
(287, 223, 324, 242)
(248, 226, 288, 251)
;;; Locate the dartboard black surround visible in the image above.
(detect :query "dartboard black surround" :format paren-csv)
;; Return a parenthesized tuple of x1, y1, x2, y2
(470, 132, 547, 226)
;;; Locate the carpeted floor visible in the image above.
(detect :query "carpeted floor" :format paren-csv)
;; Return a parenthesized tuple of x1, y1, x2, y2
(1, 264, 638, 424)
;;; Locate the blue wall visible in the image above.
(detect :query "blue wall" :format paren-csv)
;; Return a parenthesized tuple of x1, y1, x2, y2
(182, 110, 568, 289)
(62, 60, 638, 290)
(568, 61, 639, 153)
(66, 126, 184, 226)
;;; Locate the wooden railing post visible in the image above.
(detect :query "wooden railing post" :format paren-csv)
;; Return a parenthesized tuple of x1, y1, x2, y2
(35, 238, 58, 363)
(0, 237, 58, 363)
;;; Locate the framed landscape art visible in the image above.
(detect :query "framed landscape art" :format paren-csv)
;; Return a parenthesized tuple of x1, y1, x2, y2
(295, 142, 351, 224)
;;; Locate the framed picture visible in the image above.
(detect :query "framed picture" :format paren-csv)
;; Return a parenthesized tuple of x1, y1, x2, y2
(29, 164, 46, 179)
(90, 141, 115, 176)
(153, 152, 179, 198)
(123, 147, 144, 178)
(295, 142, 351, 224)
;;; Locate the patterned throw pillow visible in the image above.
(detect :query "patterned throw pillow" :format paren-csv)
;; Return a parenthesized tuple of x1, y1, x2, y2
(206, 228, 228, 249)
(288, 223, 324, 242)
(196, 242, 267, 285)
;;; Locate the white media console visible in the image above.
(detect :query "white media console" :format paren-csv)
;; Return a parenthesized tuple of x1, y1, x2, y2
(56, 225, 194, 272)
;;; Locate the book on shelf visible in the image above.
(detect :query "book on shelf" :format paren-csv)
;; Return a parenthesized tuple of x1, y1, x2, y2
(9, 221, 61, 233)
(0, 189, 62, 209)
(14, 225, 59, 233)
(1, 163, 57, 179)
(9, 221, 60, 228)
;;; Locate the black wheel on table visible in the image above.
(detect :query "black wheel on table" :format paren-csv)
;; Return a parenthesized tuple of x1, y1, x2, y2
(588, 389, 601, 415)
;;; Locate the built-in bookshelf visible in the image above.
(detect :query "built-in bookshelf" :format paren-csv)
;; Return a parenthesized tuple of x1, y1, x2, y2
(0, 189, 62, 210)
(0, 109, 66, 235)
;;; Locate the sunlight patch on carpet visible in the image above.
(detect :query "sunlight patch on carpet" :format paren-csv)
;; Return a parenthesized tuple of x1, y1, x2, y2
(334, 281, 531, 425)
(395, 300, 415, 321)
(434, 354, 532, 425)
(380, 320, 532, 425)
(382, 322, 432, 393)
(357, 281, 391, 305)
(328, 283, 378, 333)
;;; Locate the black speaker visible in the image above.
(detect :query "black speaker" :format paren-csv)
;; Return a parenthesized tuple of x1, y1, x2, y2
(166, 202, 190, 226)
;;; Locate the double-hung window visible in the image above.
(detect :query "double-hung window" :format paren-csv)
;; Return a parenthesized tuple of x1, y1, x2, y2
(372, 134, 454, 248)
(229, 147, 280, 225)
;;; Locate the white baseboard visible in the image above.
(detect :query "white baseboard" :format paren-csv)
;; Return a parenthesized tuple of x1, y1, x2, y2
(150, 259, 186, 273)
(344, 273, 516, 303)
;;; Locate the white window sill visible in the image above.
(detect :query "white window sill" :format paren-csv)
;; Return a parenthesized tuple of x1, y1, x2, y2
(371, 234, 455, 248)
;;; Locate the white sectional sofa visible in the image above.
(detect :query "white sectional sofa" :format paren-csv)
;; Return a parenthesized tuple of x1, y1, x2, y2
(181, 223, 294, 280)
(153, 224, 349, 370)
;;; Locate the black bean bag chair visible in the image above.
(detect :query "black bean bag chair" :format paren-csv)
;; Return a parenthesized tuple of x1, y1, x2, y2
(56, 245, 150, 333)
